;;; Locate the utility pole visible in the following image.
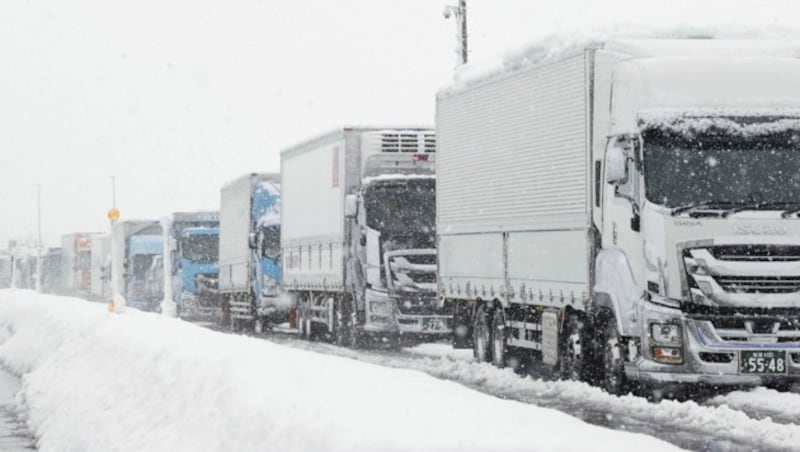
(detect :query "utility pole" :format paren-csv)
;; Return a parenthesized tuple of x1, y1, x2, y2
(443, 0, 468, 66)
(35, 184, 42, 292)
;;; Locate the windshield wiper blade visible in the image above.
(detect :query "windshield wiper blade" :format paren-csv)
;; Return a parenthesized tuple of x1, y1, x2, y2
(782, 204, 800, 218)
(723, 202, 800, 218)
(670, 201, 736, 216)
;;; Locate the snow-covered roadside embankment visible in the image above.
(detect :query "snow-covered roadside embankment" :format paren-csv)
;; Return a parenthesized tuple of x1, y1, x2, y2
(0, 290, 680, 452)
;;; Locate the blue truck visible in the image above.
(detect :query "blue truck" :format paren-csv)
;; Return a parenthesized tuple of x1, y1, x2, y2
(169, 211, 220, 320)
(127, 233, 163, 310)
(219, 173, 281, 332)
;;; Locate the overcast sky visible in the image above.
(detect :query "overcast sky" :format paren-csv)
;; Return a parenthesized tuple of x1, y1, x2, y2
(2, 0, 798, 248)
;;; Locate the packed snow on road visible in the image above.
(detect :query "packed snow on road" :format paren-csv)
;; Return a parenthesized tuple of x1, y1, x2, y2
(0, 290, 681, 452)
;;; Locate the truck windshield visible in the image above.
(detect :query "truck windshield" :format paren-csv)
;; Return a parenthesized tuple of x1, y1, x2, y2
(365, 179, 435, 236)
(132, 254, 155, 278)
(260, 225, 280, 259)
(643, 126, 800, 208)
(181, 235, 219, 263)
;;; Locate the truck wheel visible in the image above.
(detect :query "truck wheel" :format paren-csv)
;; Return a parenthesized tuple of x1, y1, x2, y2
(473, 304, 493, 363)
(298, 303, 308, 340)
(559, 313, 586, 381)
(333, 299, 354, 347)
(491, 308, 506, 368)
(601, 315, 628, 395)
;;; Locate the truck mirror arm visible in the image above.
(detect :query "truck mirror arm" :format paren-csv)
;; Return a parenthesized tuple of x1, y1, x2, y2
(614, 187, 641, 232)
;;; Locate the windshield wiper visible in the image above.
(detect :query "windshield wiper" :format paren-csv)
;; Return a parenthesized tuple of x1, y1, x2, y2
(723, 202, 800, 218)
(670, 201, 736, 216)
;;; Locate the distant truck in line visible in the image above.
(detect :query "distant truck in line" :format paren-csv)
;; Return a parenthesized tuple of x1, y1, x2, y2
(280, 127, 447, 346)
(61, 233, 97, 297)
(219, 174, 281, 331)
(436, 39, 800, 394)
(169, 211, 220, 320)
(112, 220, 163, 311)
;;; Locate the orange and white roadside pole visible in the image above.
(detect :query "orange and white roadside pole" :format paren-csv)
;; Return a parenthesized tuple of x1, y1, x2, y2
(107, 206, 125, 313)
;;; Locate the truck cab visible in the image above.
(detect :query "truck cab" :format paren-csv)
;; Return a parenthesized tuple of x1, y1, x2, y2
(177, 227, 220, 316)
(126, 234, 163, 311)
(596, 43, 800, 391)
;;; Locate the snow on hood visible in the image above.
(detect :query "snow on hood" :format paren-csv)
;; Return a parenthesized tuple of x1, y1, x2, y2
(639, 110, 800, 136)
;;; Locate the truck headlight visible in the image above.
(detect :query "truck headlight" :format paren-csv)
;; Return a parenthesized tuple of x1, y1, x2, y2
(650, 323, 682, 345)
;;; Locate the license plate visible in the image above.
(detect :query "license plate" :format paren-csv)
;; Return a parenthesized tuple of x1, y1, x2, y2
(739, 350, 787, 374)
(422, 318, 446, 332)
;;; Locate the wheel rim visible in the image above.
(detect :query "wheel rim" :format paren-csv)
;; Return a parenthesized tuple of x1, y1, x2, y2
(603, 322, 625, 394)
(562, 317, 583, 381)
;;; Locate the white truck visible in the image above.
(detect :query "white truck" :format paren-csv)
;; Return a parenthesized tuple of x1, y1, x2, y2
(437, 39, 800, 394)
(281, 127, 447, 346)
(90, 234, 111, 302)
(219, 174, 282, 331)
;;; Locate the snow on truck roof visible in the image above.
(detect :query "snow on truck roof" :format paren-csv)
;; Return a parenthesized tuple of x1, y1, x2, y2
(220, 172, 279, 190)
(444, 38, 800, 94)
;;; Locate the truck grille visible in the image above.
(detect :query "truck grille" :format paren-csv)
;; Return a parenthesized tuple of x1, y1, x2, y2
(713, 275, 800, 294)
(384, 250, 437, 294)
(708, 244, 800, 262)
(694, 312, 800, 344)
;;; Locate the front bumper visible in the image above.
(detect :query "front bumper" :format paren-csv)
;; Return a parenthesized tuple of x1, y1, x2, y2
(627, 305, 800, 386)
(363, 288, 452, 335)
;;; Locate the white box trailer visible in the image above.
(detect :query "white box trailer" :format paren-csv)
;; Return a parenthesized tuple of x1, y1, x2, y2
(437, 39, 800, 393)
(219, 173, 281, 327)
(281, 127, 446, 345)
(90, 234, 110, 301)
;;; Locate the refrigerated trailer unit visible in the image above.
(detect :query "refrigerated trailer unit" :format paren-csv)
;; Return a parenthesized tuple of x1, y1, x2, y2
(437, 39, 800, 393)
(281, 127, 447, 345)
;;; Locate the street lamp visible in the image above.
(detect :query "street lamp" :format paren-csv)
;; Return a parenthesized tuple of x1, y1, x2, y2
(443, 0, 468, 66)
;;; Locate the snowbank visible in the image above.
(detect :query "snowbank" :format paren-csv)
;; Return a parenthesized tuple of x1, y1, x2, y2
(0, 290, 680, 452)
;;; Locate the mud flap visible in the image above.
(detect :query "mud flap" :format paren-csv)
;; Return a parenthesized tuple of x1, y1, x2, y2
(541, 310, 560, 366)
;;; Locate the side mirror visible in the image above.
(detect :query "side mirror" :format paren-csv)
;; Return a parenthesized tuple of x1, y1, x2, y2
(345, 194, 358, 218)
(605, 142, 628, 185)
(248, 232, 257, 249)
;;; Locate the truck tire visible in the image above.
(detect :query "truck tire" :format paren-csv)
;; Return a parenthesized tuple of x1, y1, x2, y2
(473, 304, 493, 363)
(491, 308, 506, 368)
(333, 298, 357, 348)
(559, 313, 586, 381)
(601, 315, 628, 395)
(298, 301, 308, 340)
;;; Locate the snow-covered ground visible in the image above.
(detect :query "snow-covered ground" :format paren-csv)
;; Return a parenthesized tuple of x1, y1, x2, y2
(0, 367, 33, 451)
(0, 290, 680, 452)
(271, 335, 800, 452)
